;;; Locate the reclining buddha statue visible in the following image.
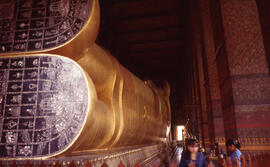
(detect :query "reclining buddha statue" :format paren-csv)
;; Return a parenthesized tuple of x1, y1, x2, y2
(0, 0, 171, 160)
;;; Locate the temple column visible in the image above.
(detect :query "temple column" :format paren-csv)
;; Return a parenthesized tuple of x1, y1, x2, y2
(199, 0, 225, 152)
(192, 50, 203, 143)
(211, 0, 270, 153)
(257, 0, 270, 73)
(187, 0, 212, 149)
(193, 24, 211, 149)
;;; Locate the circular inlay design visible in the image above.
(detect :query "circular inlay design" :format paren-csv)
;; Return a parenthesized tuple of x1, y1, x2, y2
(0, 0, 93, 53)
(0, 55, 89, 158)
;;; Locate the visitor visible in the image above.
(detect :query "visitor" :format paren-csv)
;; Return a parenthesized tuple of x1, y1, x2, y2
(179, 138, 207, 167)
(225, 139, 241, 167)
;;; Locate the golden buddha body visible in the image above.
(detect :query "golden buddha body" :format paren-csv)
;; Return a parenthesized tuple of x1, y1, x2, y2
(0, 0, 171, 159)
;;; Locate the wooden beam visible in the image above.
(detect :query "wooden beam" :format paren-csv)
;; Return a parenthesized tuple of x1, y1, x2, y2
(103, 0, 182, 19)
(129, 49, 183, 58)
(117, 25, 184, 35)
(124, 37, 182, 45)
(129, 65, 182, 79)
(127, 46, 183, 53)
(101, 0, 144, 6)
(130, 56, 181, 64)
(125, 40, 182, 52)
(119, 26, 183, 44)
(112, 14, 182, 33)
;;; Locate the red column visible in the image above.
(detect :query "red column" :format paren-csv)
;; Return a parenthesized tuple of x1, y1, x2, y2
(199, 0, 225, 152)
(189, 0, 213, 148)
(212, 0, 270, 153)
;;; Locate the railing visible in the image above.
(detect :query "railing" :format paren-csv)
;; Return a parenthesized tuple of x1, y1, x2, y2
(240, 153, 270, 167)
(0, 145, 163, 167)
(218, 152, 270, 167)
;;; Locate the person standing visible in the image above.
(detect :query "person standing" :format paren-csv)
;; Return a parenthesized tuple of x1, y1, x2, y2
(226, 139, 242, 167)
(179, 139, 207, 167)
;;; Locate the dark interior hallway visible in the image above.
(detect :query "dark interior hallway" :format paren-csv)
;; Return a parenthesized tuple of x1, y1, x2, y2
(97, 0, 270, 164)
